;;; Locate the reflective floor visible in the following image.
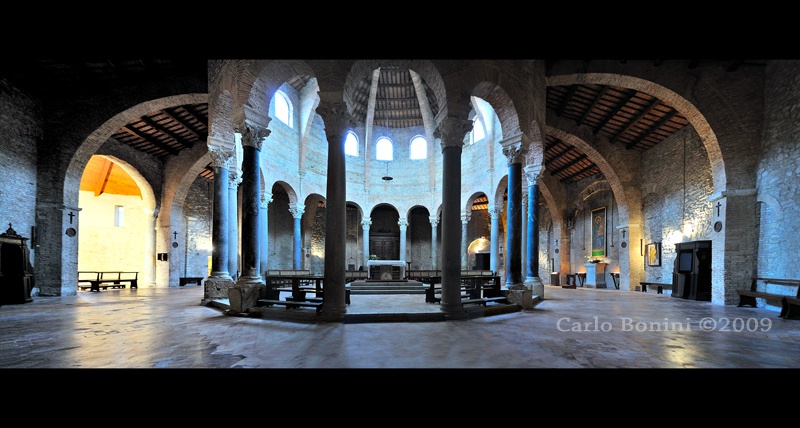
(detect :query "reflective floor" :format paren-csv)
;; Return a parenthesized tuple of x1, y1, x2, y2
(1, 284, 799, 369)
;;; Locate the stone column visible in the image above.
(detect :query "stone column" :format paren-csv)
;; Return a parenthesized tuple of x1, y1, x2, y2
(259, 192, 272, 276)
(429, 215, 438, 270)
(317, 100, 350, 319)
(362, 219, 371, 270)
(521, 191, 528, 277)
(461, 213, 471, 270)
(436, 116, 472, 317)
(204, 147, 234, 300)
(488, 205, 500, 274)
(289, 203, 305, 269)
(231, 123, 269, 312)
(524, 164, 544, 298)
(227, 171, 241, 280)
(500, 134, 528, 290)
(398, 217, 408, 264)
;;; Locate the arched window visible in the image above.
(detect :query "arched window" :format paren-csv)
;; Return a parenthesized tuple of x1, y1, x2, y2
(376, 137, 393, 161)
(470, 116, 485, 144)
(345, 131, 359, 156)
(409, 135, 427, 159)
(273, 90, 293, 128)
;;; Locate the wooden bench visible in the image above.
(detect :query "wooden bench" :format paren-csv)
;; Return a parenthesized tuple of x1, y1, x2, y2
(78, 271, 138, 292)
(258, 298, 323, 313)
(640, 281, 672, 294)
(345, 270, 368, 283)
(737, 277, 800, 318)
(179, 277, 203, 286)
(783, 297, 800, 319)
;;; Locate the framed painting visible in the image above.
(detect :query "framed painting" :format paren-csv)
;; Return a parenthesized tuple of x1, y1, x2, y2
(646, 242, 662, 267)
(591, 206, 606, 257)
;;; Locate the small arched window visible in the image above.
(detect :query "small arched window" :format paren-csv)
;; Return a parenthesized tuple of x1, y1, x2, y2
(470, 116, 485, 144)
(409, 135, 427, 159)
(273, 90, 293, 128)
(345, 131, 359, 156)
(376, 137, 393, 161)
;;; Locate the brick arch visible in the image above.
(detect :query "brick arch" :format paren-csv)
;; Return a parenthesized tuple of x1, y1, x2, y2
(547, 73, 726, 195)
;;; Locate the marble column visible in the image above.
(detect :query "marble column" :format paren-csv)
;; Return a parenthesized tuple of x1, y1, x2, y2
(429, 215, 438, 270)
(227, 171, 241, 280)
(361, 219, 371, 270)
(524, 164, 544, 297)
(399, 217, 408, 264)
(521, 191, 528, 277)
(488, 206, 500, 274)
(500, 134, 527, 289)
(461, 213, 471, 270)
(235, 124, 267, 288)
(204, 147, 234, 300)
(317, 100, 350, 319)
(259, 192, 272, 276)
(289, 203, 305, 270)
(436, 117, 472, 316)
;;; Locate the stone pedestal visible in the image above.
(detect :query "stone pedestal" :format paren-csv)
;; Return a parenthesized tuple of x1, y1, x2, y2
(506, 288, 534, 309)
(584, 263, 606, 288)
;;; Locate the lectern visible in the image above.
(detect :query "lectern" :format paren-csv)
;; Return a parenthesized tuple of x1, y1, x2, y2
(0, 224, 34, 305)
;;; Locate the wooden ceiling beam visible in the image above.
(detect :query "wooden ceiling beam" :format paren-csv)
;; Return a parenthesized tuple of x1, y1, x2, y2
(121, 125, 181, 156)
(141, 116, 192, 149)
(609, 99, 660, 145)
(560, 163, 599, 183)
(624, 110, 678, 150)
(557, 85, 579, 117)
(95, 158, 113, 196)
(549, 153, 588, 176)
(593, 90, 635, 135)
(580, 85, 609, 125)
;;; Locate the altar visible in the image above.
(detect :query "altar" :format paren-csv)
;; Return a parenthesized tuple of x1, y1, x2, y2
(366, 260, 406, 280)
(584, 262, 607, 288)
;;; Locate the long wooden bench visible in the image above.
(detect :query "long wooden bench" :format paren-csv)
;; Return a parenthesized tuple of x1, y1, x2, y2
(737, 277, 800, 318)
(461, 296, 508, 307)
(78, 271, 138, 292)
(257, 298, 323, 313)
(639, 281, 672, 294)
(783, 297, 800, 319)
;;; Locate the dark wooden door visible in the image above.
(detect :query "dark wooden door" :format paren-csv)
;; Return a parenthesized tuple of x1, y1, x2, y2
(370, 235, 399, 260)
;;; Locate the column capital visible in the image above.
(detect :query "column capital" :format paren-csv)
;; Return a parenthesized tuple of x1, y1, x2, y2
(461, 213, 471, 224)
(316, 101, 352, 139)
(429, 216, 439, 226)
(209, 147, 235, 168)
(524, 164, 545, 185)
(500, 133, 530, 165)
(398, 218, 408, 228)
(289, 203, 305, 219)
(228, 170, 242, 189)
(434, 116, 472, 149)
(488, 206, 502, 218)
(240, 124, 270, 151)
(361, 218, 372, 229)
(260, 193, 273, 209)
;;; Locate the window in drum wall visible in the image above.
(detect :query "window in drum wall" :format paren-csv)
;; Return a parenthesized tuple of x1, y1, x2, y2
(409, 135, 427, 159)
(273, 90, 293, 128)
(376, 137, 393, 161)
(345, 131, 359, 156)
(114, 205, 124, 227)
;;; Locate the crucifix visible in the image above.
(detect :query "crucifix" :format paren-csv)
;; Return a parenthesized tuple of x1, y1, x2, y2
(173, 231, 178, 240)
(68, 212, 75, 224)
(621, 229, 627, 239)
(716, 202, 722, 217)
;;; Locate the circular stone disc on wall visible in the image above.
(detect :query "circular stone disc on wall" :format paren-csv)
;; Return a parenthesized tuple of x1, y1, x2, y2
(172, 242, 179, 248)
(65, 227, 76, 237)
(621, 241, 627, 248)
(714, 221, 723, 232)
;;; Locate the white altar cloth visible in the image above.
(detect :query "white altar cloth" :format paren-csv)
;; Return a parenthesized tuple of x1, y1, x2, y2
(366, 260, 406, 279)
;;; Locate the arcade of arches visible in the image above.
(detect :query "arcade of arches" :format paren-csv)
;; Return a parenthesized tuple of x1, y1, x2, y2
(1, 59, 798, 323)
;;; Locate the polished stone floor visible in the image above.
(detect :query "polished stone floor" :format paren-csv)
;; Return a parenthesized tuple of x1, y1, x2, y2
(1, 284, 799, 370)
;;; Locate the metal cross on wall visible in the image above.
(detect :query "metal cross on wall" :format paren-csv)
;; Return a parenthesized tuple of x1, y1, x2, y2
(68, 212, 75, 224)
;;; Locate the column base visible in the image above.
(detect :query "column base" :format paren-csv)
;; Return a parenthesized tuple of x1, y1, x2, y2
(228, 282, 263, 314)
(204, 275, 234, 300)
(505, 288, 534, 310)
(524, 277, 544, 301)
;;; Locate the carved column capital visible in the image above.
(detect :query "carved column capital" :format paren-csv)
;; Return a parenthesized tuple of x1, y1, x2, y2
(429, 216, 439, 226)
(461, 213, 471, 225)
(316, 101, 352, 139)
(209, 147, 234, 169)
(488, 206, 502, 218)
(398, 218, 408, 229)
(361, 219, 372, 229)
(228, 171, 242, 189)
(434, 116, 472, 149)
(289, 203, 305, 219)
(524, 164, 545, 186)
(241, 124, 270, 151)
(500, 133, 530, 165)
(260, 193, 273, 209)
